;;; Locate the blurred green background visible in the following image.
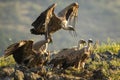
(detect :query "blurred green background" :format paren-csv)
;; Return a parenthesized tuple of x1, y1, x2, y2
(0, 0, 120, 55)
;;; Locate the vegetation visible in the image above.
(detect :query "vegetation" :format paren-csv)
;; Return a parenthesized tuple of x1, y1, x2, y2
(95, 39, 120, 53)
(0, 55, 15, 67)
(0, 42, 120, 79)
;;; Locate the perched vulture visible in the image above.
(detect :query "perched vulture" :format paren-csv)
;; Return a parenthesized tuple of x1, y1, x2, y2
(49, 39, 93, 69)
(30, 2, 79, 41)
(4, 40, 49, 68)
(52, 39, 86, 59)
(75, 39, 93, 69)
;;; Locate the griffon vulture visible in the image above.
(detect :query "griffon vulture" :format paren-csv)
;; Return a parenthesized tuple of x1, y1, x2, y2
(4, 40, 50, 68)
(4, 40, 35, 65)
(75, 39, 93, 69)
(49, 39, 93, 69)
(30, 2, 79, 41)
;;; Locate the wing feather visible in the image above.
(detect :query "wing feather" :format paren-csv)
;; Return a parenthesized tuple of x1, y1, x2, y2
(4, 40, 35, 65)
(4, 42, 20, 57)
(58, 2, 79, 28)
(31, 3, 57, 34)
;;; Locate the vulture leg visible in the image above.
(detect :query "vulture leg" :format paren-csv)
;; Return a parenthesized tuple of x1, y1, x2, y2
(45, 32, 48, 42)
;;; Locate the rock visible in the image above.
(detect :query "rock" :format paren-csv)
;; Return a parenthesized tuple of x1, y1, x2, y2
(47, 74, 70, 80)
(99, 51, 113, 61)
(24, 72, 41, 80)
(0, 67, 14, 79)
(109, 65, 120, 71)
(29, 66, 47, 76)
(109, 65, 116, 70)
(90, 69, 108, 80)
(0, 77, 13, 80)
(90, 53, 100, 61)
(117, 50, 120, 58)
(14, 70, 24, 80)
(104, 51, 113, 56)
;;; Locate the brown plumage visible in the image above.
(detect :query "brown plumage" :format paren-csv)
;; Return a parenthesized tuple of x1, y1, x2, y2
(49, 39, 93, 69)
(30, 2, 79, 41)
(4, 40, 49, 68)
(33, 38, 50, 54)
(75, 39, 93, 69)
(52, 39, 86, 59)
(4, 40, 35, 65)
(78, 39, 86, 50)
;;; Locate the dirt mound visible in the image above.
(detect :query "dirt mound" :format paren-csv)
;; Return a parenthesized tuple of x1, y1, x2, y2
(0, 66, 110, 80)
(0, 50, 120, 80)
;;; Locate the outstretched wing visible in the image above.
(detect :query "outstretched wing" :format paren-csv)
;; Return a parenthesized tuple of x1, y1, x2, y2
(4, 40, 29, 57)
(33, 40, 48, 52)
(31, 3, 57, 35)
(58, 2, 79, 29)
(4, 42, 20, 58)
(4, 40, 34, 64)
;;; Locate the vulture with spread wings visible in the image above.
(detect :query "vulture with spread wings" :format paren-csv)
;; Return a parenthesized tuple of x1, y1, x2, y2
(30, 2, 79, 41)
(4, 40, 35, 65)
(4, 40, 50, 68)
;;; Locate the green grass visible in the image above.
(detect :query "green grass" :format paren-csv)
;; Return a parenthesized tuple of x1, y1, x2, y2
(0, 55, 15, 67)
(89, 41, 120, 79)
(95, 41, 120, 54)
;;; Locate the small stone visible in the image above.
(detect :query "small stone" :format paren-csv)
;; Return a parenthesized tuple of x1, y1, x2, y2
(14, 70, 24, 80)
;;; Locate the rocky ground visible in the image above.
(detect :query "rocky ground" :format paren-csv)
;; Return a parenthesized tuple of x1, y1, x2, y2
(0, 50, 120, 80)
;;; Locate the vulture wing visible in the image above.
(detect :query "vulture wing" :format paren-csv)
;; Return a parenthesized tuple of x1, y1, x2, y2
(30, 3, 57, 36)
(4, 40, 35, 65)
(58, 2, 79, 35)
(4, 41, 25, 58)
